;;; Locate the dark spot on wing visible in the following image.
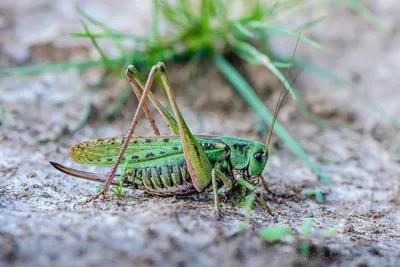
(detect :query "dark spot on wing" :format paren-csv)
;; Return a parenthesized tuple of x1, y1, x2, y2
(145, 139, 152, 143)
(163, 138, 170, 143)
(172, 147, 179, 151)
(146, 152, 155, 158)
(131, 155, 139, 160)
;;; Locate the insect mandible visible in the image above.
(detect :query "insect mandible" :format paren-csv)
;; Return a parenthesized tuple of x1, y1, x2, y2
(50, 35, 301, 217)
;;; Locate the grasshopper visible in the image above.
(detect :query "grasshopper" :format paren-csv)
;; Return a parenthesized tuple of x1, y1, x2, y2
(50, 37, 300, 217)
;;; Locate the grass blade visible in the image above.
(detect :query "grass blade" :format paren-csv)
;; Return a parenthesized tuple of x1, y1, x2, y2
(80, 20, 120, 75)
(246, 21, 327, 51)
(157, 0, 187, 27)
(71, 32, 143, 41)
(77, 7, 127, 58)
(200, 0, 210, 31)
(343, 0, 383, 30)
(315, 190, 324, 203)
(234, 42, 297, 100)
(321, 228, 337, 238)
(301, 218, 313, 236)
(214, 55, 331, 185)
(258, 225, 293, 242)
(152, 0, 161, 43)
(232, 22, 255, 39)
(0, 58, 131, 77)
(294, 15, 327, 32)
(299, 242, 310, 255)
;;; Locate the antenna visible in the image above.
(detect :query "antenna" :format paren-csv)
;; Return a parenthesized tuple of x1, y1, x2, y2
(264, 33, 302, 152)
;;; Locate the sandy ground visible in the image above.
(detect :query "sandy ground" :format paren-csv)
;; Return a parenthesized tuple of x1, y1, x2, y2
(1, 1, 399, 266)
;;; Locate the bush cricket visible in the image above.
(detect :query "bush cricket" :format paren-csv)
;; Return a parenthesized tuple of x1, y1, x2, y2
(50, 35, 301, 217)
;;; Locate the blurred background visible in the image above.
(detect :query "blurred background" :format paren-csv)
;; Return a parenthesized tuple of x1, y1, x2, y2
(0, 0, 399, 266)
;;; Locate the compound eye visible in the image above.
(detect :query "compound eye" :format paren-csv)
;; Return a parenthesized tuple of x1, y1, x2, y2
(254, 152, 263, 162)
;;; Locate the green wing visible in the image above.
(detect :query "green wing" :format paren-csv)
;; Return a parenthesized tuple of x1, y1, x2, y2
(69, 135, 227, 169)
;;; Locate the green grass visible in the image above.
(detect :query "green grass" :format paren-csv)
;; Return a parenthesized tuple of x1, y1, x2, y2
(302, 188, 325, 203)
(0, 106, 8, 126)
(0, 0, 393, 186)
(258, 218, 337, 255)
(96, 176, 124, 197)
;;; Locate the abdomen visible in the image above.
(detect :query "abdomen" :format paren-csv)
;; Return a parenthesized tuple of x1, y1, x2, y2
(122, 158, 233, 196)
(122, 162, 196, 195)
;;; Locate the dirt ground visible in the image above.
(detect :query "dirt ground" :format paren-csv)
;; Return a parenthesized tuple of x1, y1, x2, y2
(0, 1, 399, 266)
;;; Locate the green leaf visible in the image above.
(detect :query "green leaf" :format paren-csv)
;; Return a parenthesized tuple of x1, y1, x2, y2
(302, 218, 313, 236)
(302, 188, 324, 203)
(343, 0, 383, 30)
(228, 222, 248, 237)
(258, 225, 293, 242)
(315, 190, 324, 203)
(301, 188, 316, 195)
(321, 228, 337, 238)
(214, 55, 331, 185)
(294, 15, 327, 32)
(0, 106, 8, 125)
(233, 42, 297, 100)
(272, 61, 292, 68)
(95, 185, 102, 193)
(299, 242, 310, 256)
(245, 21, 327, 51)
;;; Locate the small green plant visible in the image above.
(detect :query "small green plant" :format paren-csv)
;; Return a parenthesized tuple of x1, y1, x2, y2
(0, 106, 7, 126)
(95, 177, 124, 197)
(229, 193, 257, 236)
(258, 218, 337, 255)
(258, 225, 294, 242)
(302, 188, 325, 203)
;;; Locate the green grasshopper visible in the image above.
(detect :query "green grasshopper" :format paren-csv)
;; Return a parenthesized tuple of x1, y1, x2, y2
(50, 37, 300, 217)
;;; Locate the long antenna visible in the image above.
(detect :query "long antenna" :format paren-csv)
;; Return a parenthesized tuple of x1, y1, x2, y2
(264, 33, 302, 152)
